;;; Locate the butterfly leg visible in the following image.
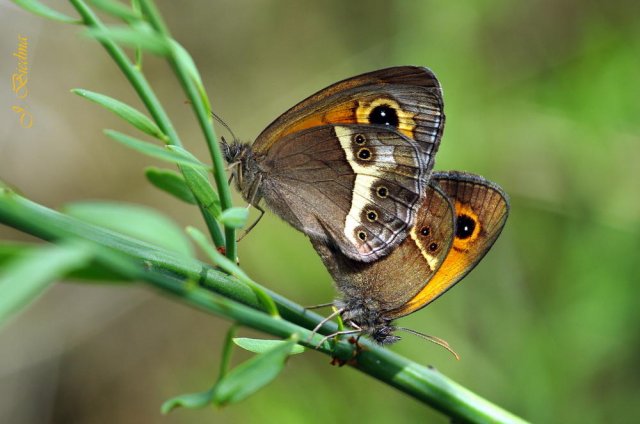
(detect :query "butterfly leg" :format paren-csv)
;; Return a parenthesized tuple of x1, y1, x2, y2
(236, 203, 265, 242)
(314, 328, 361, 349)
(306, 307, 344, 343)
(303, 302, 335, 310)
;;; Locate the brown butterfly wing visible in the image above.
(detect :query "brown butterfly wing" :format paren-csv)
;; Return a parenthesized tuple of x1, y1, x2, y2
(388, 171, 510, 318)
(260, 124, 428, 262)
(253, 66, 445, 173)
(311, 182, 455, 311)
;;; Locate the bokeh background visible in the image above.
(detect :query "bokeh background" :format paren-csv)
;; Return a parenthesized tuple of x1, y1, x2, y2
(1, 1, 639, 423)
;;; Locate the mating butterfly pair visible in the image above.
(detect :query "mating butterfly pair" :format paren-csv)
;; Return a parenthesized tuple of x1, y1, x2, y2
(223, 66, 509, 347)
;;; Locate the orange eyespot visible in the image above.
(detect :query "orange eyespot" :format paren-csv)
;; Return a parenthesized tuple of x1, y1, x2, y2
(456, 214, 476, 240)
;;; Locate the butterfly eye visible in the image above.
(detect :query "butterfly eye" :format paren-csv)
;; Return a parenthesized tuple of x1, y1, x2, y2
(369, 104, 399, 127)
(420, 227, 430, 236)
(357, 231, 367, 241)
(357, 148, 372, 160)
(353, 134, 366, 144)
(376, 186, 388, 198)
(428, 242, 438, 252)
(366, 210, 378, 222)
(456, 214, 476, 239)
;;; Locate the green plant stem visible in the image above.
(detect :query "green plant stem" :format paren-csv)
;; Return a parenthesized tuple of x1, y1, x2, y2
(0, 189, 528, 424)
(138, 0, 237, 261)
(69, 0, 178, 145)
(219, 325, 238, 379)
(68, 0, 226, 250)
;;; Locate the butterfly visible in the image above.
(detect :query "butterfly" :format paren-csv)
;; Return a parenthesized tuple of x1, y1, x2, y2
(222, 66, 445, 262)
(310, 171, 510, 347)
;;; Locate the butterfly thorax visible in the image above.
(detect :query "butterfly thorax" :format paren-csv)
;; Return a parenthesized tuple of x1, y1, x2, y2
(336, 297, 400, 345)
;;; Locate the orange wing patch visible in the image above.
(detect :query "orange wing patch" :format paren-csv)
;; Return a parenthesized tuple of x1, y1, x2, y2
(265, 101, 359, 147)
(452, 201, 481, 252)
(389, 203, 482, 317)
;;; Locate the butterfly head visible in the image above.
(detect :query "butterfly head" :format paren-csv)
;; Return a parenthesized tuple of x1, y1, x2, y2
(221, 139, 262, 203)
(337, 297, 401, 345)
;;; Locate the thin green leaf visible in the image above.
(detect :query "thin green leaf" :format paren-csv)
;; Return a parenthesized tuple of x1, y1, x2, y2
(220, 325, 238, 378)
(0, 242, 94, 325)
(66, 263, 131, 282)
(63, 201, 193, 257)
(162, 325, 239, 414)
(172, 147, 221, 218)
(213, 339, 296, 406)
(145, 167, 196, 204)
(105, 130, 210, 169)
(11, 0, 80, 24)
(85, 24, 170, 55)
(161, 388, 215, 414)
(89, 0, 142, 21)
(233, 337, 305, 355)
(0, 243, 32, 265)
(219, 207, 249, 229)
(0, 244, 131, 284)
(72, 89, 166, 141)
(169, 39, 211, 116)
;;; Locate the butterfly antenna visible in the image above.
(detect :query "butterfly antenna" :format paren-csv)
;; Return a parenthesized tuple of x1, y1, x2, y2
(396, 327, 460, 360)
(212, 112, 239, 144)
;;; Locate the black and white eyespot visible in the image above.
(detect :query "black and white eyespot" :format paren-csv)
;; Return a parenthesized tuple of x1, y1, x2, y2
(353, 134, 366, 145)
(428, 242, 438, 252)
(420, 227, 430, 236)
(368, 104, 400, 128)
(366, 210, 378, 222)
(357, 230, 367, 241)
(357, 148, 372, 161)
(456, 214, 476, 239)
(376, 186, 388, 198)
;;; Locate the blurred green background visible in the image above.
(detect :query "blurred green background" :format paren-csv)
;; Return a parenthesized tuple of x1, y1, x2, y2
(1, 0, 639, 423)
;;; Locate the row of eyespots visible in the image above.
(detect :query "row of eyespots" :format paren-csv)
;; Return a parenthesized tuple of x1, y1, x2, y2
(351, 133, 373, 161)
(357, 207, 379, 242)
(419, 226, 439, 252)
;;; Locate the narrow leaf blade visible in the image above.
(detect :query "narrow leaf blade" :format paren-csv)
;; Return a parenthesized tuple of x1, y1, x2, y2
(172, 147, 221, 217)
(105, 130, 210, 169)
(0, 243, 94, 325)
(234, 338, 305, 355)
(73, 89, 166, 140)
(63, 201, 193, 257)
(85, 24, 170, 55)
(219, 207, 249, 229)
(213, 339, 296, 406)
(161, 388, 215, 414)
(170, 40, 211, 115)
(12, 0, 80, 24)
(89, 0, 142, 21)
(145, 167, 196, 204)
